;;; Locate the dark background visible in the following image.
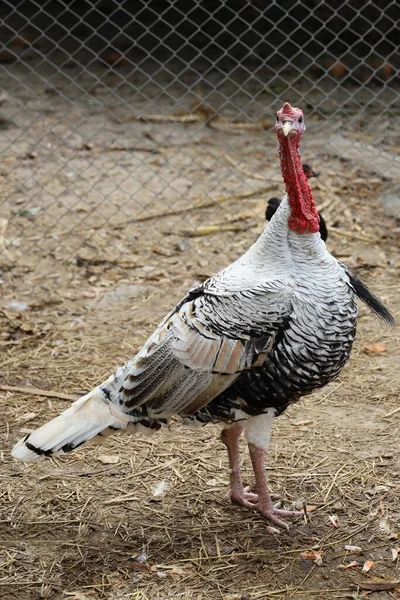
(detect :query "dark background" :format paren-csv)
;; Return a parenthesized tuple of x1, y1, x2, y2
(0, 1, 398, 79)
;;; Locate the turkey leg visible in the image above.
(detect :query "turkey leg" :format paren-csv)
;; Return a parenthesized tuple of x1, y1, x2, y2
(220, 423, 258, 504)
(247, 443, 304, 529)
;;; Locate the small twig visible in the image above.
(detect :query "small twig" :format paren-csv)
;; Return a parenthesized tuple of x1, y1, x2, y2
(188, 224, 246, 237)
(114, 113, 266, 132)
(132, 184, 276, 224)
(0, 581, 45, 586)
(323, 464, 347, 501)
(329, 227, 375, 242)
(102, 146, 159, 154)
(321, 197, 342, 216)
(303, 501, 309, 523)
(317, 197, 337, 212)
(224, 155, 272, 181)
(289, 564, 316, 598)
(115, 113, 201, 124)
(177, 549, 268, 562)
(0, 384, 77, 401)
(104, 494, 140, 505)
(48, 185, 275, 237)
(210, 120, 266, 133)
(384, 406, 400, 418)
(313, 381, 343, 406)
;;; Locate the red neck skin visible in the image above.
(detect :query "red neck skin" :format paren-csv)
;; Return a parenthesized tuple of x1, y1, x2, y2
(278, 135, 320, 234)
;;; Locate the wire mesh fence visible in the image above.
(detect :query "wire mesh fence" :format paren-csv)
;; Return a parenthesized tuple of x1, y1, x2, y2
(2, 6, 400, 598)
(0, 0, 399, 311)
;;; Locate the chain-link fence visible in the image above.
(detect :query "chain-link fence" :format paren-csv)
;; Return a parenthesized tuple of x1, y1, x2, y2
(2, 6, 400, 598)
(0, 1, 399, 318)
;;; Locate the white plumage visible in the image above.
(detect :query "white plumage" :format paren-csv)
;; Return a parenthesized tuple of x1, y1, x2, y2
(11, 389, 133, 460)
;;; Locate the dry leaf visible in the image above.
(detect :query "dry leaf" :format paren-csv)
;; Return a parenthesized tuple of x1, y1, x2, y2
(374, 484, 390, 492)
(97, 454, 119, 464)
(363, 342, 386, 354)
(129, 552, 148, 572)
(17, 412, 37, 422)
(131, 552, 147, 564)
(329, 514, 339, 528)
(150, 564, 187, 579)
(190, 224, 243, 236)
(301, 550, 323, 565)
(206, 477, 229, 487)
(129, 561, 149, 573)
(345, 545, 362, 553)
(339, 560, 359, 569)
(359, 579, 400, 591)
(391, 548, 398, 561)
(362, 560, 374, 572)
(151, 481, 171, 497)
(379, 518, 393, 535)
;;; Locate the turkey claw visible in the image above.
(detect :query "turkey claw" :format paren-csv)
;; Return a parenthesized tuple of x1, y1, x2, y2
(229, 493, 304, 530)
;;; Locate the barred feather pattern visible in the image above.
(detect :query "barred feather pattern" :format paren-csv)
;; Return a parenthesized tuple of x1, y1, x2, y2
(191, 199, 359, 423)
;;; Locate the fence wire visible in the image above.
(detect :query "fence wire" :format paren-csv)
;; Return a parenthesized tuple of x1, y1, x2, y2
(0, 0, 399, 306)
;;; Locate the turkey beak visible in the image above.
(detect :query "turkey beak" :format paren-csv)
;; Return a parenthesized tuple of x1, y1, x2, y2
(282, 121, 295, 137)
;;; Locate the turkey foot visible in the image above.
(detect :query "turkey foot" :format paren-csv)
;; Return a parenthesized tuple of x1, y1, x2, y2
(230, 492, 303, 529)
(220, 425, 300, 530)
(231, 483, 281, 504)
(228, 485, 258, 504)
(247, 442, 304, 529)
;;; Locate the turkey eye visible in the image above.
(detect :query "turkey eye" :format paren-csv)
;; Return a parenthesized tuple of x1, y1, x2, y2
(298, 117, 303, 123)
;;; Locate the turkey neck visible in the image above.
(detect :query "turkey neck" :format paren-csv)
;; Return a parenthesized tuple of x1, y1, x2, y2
(279, 135, 320, 234)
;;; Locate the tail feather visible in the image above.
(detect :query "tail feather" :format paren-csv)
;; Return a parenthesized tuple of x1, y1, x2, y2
(11, 389, 133, 461)
(347, 271, 396, 326)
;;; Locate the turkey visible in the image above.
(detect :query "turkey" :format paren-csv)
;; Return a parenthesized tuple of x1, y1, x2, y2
(12, 102, 394, 531)
(266, 162, 328, 242)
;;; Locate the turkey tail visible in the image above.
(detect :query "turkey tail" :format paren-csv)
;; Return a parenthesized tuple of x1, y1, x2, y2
(11, 388, 134, 461)
(348, 272, 396, 326)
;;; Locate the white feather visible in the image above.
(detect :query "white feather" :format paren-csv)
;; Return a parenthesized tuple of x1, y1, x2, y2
(244, 409, 276, 450)
(11, 389, 133, 461)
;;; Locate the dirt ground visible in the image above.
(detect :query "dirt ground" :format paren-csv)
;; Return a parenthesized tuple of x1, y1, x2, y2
(0, 63, 400, 600)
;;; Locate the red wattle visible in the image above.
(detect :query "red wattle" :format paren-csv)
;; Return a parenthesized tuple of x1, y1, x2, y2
(278, 135, 319, 234)
(288, 215, 320, 234)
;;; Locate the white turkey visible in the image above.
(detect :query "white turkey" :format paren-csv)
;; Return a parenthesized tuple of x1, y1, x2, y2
(12, 102, 394, 531)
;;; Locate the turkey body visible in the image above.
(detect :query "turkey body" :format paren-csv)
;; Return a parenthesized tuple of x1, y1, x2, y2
(112, 195, 354, 427)
(192, 196, 357, 424)
(13, 195, 357, 452)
